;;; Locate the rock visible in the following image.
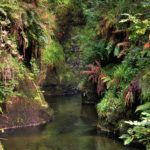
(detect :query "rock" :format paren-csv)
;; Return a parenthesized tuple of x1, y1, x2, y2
(0, 54, 53, 131)
(81, 81, 99, 104)
(0, 97, 53, 131)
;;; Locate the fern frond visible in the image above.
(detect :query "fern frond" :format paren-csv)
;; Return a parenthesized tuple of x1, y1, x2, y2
(136, 102, 150, 112)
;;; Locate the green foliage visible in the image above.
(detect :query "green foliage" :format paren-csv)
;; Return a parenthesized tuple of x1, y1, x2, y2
(136, 102, 150, 113)
(0, 57, 22, 104)
(97, 91, 125, 117)
(80, 34, 117, 65)
(0, 81, 17, 101)
(142, 0, 150, 9)
(120, 82, 150, 149)
(50, 0, 71, 5)
(113, 63, 138, 83)
(77, 2, 150, 148)
(30, 58, 40, 77)
(42, 40, 65, 66)
(120, 112, 150, 149)
(81, 1, 99, 26)
(113, 64, 129, 82)
(120, 13, 150, 41)
(140, 70, 150, 102)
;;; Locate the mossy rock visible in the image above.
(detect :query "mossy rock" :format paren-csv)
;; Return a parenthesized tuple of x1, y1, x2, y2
(0, 53, 53, 130)
(97, 92, 126, 132)
(0, 96, 53, 130)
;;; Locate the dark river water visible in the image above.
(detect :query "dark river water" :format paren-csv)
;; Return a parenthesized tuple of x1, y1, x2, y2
(1, 95, 140, 150)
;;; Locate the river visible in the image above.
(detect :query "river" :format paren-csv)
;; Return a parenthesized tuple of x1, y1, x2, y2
(1, 95, 140, 150)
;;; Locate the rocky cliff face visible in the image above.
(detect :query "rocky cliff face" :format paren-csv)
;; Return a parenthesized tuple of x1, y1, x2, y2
(0, 0, 53, 130)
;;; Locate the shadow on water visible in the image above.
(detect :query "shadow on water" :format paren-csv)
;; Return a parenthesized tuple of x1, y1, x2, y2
(1, 95, 141, 150)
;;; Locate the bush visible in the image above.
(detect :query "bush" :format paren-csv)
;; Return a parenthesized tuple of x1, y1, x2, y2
(42, 40, 65, 66)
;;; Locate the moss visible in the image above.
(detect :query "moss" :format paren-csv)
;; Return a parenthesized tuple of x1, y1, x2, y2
(42, 40, 65, 66)
(97, 91, 125, 127)
(0, 0, 55, 128)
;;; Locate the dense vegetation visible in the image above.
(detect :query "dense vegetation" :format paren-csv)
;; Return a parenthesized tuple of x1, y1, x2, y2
(0, 0, 57, 129)
(77, 0, 150, 149)
(0, 0, 149, 149)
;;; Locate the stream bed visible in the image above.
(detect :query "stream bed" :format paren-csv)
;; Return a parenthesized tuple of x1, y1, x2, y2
(1, 95, 140, 150)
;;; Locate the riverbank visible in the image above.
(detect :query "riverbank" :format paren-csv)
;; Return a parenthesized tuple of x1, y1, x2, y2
(1, 95, 141, 150)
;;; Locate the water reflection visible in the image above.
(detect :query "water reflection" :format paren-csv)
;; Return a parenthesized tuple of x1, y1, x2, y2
(2, 95, 140, 150)
(80, 104, 97, 122)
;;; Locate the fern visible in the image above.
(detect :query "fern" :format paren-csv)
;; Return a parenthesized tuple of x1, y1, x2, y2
(120, 112, 150, 149)
(81, 61, 106, 95)
(136, 102, 150, 113)
(0, 8, 7, 17)
(42, 40, 65, 66)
